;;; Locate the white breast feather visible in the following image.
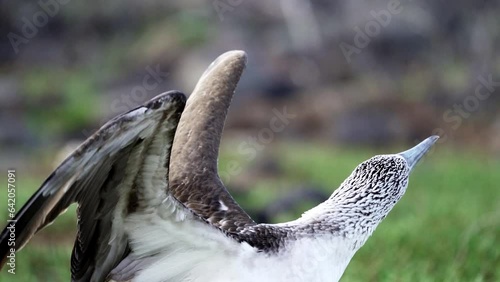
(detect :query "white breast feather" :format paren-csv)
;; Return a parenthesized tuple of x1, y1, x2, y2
(124, 199, 360, 282)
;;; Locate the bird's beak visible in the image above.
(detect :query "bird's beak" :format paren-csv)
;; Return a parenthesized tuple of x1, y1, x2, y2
(398, 135, 439, 169)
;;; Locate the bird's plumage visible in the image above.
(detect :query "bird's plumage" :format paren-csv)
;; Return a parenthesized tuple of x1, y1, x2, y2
(0, 50, 438, 282)
(0, 91, 187, 281)
(168, 51, 256, 233)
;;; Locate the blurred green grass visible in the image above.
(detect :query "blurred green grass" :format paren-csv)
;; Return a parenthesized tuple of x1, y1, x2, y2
(0, 143, 498, 281)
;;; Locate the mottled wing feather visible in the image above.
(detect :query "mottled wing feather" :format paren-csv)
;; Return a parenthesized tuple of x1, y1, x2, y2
(0, 91, 186, 282)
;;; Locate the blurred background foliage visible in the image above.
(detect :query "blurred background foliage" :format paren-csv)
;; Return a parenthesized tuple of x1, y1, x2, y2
(0, 0, 499, 281)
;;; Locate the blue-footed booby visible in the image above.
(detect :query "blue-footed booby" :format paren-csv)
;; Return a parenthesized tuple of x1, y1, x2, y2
(0, 50, 438, 282)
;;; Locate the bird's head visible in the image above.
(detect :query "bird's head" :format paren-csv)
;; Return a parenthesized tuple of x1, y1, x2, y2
(307, 136, 439, 239)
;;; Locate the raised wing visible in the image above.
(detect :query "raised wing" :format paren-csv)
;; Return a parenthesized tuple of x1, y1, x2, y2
(169, 50, 257, 233)
(0, 91, 186, 282)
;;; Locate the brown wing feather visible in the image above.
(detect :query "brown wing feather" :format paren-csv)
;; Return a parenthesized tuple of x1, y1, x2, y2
(0, 91, 186, 282)
(169, 51, 256, 233)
